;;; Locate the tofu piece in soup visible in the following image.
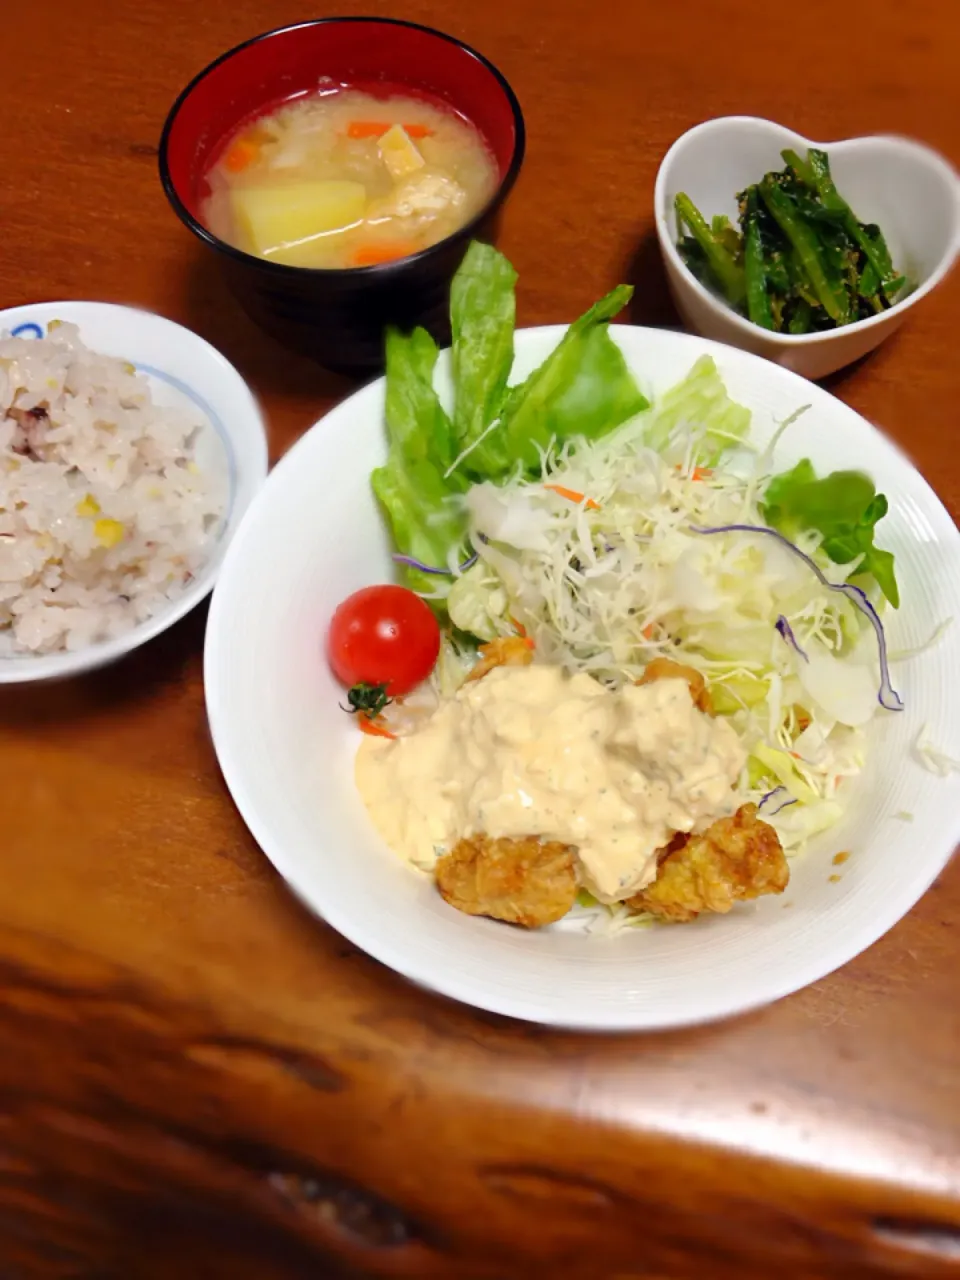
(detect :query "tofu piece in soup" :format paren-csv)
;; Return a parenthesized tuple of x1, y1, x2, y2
(378, 124, 426, 179)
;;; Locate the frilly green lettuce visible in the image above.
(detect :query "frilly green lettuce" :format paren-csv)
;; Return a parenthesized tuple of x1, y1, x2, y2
(761, 458, 899, 606)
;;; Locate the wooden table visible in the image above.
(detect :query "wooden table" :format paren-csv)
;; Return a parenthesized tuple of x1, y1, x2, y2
(3, 1, 959, 1276)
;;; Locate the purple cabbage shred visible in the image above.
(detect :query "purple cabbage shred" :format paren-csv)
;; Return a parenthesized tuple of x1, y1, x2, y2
(758, 786, 798, 817)
(775, 614, 808, 662)
(392, 552, 478, 577)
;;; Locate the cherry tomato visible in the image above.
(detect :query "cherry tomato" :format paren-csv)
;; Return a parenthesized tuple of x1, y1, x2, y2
(327, 585, 441, 697)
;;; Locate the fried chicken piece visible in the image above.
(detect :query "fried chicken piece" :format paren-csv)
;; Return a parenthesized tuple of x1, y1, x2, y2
(627, 804, 788, 923)
(465, 634, 535, 683)
(637, 656, 713, 715)
(435, 834, 578, 928)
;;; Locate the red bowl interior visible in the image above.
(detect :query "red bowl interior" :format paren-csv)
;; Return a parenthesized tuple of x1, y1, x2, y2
(163, 18, 523, 223)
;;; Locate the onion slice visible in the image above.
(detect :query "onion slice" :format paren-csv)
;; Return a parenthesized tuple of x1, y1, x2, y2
(691, 523, 903, 712)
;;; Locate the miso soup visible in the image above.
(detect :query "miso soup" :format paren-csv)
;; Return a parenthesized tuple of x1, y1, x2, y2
(202, 86, 499, 269)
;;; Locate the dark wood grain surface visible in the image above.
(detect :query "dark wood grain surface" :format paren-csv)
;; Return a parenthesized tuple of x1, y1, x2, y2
(2, 1, 959, 1276)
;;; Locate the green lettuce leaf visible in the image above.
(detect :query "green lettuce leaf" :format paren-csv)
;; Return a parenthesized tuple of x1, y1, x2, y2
(644, 354, 751, 464)
(382, 325, 461, 475)
(371, 253, 647, 593)
(463, 285, 647, 480)
(450, 241, 517, 457)
(371, 327, 467, 594)
(761, 458, 899, 606)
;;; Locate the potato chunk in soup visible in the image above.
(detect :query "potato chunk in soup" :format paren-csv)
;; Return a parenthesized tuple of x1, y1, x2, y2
(202, 88, 498, 269)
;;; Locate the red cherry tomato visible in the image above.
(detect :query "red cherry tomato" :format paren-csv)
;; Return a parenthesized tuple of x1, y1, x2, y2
(327, 585, 441, 697)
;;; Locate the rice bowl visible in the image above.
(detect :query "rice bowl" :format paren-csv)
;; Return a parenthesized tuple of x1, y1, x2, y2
(0, 301, 267, 683)
(1, 322, 227, 655)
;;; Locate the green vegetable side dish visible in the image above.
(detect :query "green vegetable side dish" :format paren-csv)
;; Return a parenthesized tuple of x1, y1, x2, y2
(675, 148, 910, 333)
(370, 238, 898, 613)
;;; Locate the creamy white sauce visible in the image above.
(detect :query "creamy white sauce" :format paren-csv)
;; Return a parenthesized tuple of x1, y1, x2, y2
(355, 665, 746, 901)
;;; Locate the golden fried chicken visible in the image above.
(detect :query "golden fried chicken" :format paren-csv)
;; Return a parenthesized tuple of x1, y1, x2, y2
(465, 634, 536, 683)
(637, 656, 713, 715)
(435, 834, 578, 928)
(627, 804, 788, 923)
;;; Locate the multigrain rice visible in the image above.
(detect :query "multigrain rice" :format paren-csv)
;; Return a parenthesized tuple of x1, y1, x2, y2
(0, 322, 225, 655)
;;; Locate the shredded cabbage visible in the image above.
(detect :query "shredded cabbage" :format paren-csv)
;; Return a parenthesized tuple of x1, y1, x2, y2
(913, 724, 960, 777)
(447, 562, 508, 641)
(436, 355, 908, 861)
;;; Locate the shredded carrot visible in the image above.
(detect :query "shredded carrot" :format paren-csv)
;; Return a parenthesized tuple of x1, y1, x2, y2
(351, 242, 417, 267)
(358, 715, 396, 740)
(507, 617, 536, 648)
(544, 483, 600, 511)
(347, 121, 435, 139)
(789, 751, 801, 760)
(673, 464, 713, 482)
(223, 137, 260, 173)
(642, 623, 656, 640)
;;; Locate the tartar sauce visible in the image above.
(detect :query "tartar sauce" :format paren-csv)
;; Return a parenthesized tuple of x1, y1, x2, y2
(356, 665, 746, 901)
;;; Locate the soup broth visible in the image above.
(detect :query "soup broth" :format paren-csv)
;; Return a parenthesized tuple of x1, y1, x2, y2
(202, 86, 499, 269)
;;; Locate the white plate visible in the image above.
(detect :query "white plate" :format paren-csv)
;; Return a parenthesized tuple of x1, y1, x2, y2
(0, 301, 268, 682)
(204, 325, 960, 1029)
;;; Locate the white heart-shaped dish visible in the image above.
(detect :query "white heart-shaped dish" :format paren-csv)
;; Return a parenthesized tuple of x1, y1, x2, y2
(654, 116, 960, 380)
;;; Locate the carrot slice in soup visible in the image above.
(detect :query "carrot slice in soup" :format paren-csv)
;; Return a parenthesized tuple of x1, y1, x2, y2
(347, 121, 434, 139)
(351, 242, 418, 267)
(223, 137, 260, 173)
(348, 121, 391, 139)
